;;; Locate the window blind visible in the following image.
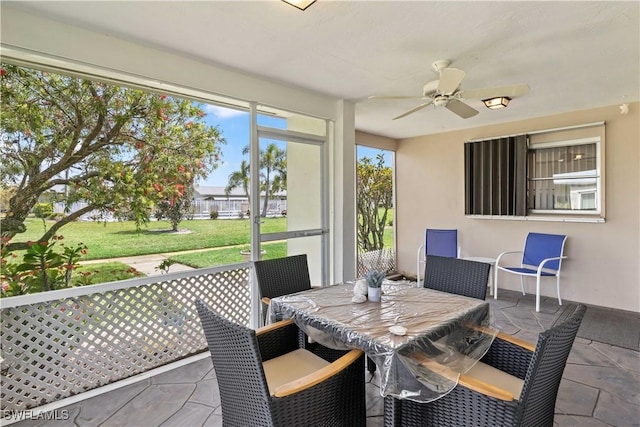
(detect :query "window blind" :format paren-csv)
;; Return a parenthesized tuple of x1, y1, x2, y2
(464, 135, 527, 216)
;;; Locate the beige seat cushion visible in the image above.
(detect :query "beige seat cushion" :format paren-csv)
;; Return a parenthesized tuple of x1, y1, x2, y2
(262, 349, 329, 395)
(464, 361, 525, 400)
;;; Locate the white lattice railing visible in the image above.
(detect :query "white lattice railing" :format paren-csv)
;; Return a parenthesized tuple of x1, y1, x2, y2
(357, 248, 396, 278)
(0, 264, 251, 413)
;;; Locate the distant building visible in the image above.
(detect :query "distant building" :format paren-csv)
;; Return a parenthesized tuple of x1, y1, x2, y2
(192, 185, 286, 219)
(49, 185, 286, 221)
(193, 185, 247, 201)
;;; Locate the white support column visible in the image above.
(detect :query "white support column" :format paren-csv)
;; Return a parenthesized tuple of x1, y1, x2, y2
(332, 100, 357, 283)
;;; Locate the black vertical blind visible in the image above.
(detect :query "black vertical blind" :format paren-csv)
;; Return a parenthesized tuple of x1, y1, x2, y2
(465, 135, 527, 216)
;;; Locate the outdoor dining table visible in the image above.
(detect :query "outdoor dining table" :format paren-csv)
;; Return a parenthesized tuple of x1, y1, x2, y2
(270, 281, 496, 405)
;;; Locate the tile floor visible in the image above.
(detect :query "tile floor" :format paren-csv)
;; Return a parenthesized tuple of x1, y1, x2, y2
(7, 290, 640, 427)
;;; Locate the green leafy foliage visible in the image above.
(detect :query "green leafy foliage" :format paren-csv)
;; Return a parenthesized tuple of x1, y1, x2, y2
(1, 235, 87, 295)
(365, 270, 385, 288)
(0, 63, 225, 250)
(33, 202, 54, 219)
(356, 154, 393, 252)
(225, 143, 286, 217)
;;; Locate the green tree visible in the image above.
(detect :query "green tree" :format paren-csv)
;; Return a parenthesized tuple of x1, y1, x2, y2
(259, 143, 286, 217)
(225, 159, 250, 202)
(224, 143, 286, 217)
(356, 154, 393, 252)
(0, 64, 225, 250)
(33, 203, 54, 220)
(155, 183, 194, 231)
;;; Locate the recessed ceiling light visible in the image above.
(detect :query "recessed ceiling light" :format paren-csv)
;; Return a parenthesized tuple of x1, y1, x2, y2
(282, 0, 317, 11)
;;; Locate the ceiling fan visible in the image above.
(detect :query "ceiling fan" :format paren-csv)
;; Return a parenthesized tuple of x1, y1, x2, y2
(369, 60, 530, 120)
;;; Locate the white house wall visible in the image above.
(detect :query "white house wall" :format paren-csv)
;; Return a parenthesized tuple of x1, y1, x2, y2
(396, 103, 640, 312)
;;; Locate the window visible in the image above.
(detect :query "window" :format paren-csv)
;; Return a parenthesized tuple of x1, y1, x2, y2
(528, 139, 600, 213)
(465, 122, 604, 220)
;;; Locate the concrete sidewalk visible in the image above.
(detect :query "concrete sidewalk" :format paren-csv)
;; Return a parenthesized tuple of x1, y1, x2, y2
(81, 251, 206, 277)
(81, 243, 273, 277)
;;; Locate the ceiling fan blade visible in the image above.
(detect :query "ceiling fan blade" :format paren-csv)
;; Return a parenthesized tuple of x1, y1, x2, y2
(445, 99, 479, 119)
(459, 84, 530, 100)
(438, 68, 466, 95)
(368, 95, 427, 100)
(393, 100, 434, 120)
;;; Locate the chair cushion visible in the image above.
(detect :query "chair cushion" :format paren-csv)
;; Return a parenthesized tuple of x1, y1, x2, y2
(263, 348, 329, 395)
(464, 361, 524, 400)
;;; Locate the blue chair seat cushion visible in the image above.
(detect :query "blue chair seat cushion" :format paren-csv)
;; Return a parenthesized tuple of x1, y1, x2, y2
(503, 267, 556, 276)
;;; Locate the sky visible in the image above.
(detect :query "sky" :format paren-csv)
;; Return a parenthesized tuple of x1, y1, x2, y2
(198, 104, 393, 187)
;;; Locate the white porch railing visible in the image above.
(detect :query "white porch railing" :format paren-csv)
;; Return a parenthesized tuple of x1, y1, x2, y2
(357, 248, 396, 278)
(0, 264, 251, 413)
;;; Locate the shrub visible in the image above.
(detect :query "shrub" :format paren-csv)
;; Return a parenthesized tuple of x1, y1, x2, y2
(1, 235, 88, 296)
(210, 210, 219, 220)
(33, 202, 54, 219)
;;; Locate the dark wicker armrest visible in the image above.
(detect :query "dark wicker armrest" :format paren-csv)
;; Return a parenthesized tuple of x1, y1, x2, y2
(256, 319, 300, 361)
(273, 349, 363, 397)
(480, 333, 534, 380)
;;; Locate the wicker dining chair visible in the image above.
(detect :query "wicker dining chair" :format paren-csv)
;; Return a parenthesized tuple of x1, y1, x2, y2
(384, 304, 587, 427)
(254, 253, 366, 366)
(254, 254, 311, 326)
(423, 255, 491, 300)
(196, 299, 366, 427)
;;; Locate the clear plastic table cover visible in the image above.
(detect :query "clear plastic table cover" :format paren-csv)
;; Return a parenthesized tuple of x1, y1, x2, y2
(270, 281, 497, 403)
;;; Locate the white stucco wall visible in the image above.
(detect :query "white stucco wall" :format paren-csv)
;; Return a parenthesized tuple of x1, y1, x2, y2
(396, 104, 640, 312)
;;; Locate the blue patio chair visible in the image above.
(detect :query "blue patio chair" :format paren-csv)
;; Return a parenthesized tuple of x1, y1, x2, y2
(416, 229, 460, 286)
(494, 232, 568, 312)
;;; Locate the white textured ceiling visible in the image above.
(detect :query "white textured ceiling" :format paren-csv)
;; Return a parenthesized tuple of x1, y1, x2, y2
(5, 1, 640, 139)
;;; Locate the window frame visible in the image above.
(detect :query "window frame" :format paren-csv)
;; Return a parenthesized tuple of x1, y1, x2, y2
(527, 136, 602, 216)
(464, 122, 606, 223)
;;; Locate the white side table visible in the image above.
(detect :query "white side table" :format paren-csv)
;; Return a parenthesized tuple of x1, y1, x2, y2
(463, 256, 497, 296)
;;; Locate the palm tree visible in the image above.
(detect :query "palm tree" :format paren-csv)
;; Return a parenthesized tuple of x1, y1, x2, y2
(225, 143, 286, 218)
(225, 159, 250, 203)
(260, 143, 286, 217)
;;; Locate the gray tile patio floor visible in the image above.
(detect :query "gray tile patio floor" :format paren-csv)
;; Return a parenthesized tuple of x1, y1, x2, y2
(9, 290, 640, 427)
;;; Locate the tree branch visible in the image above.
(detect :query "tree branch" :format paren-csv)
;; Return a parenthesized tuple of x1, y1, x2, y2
(47, 171, 102, 188)
(4, 204, 97, 251)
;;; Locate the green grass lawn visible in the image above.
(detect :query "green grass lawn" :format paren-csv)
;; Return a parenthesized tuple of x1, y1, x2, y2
(167, 242, 288, 269)
(17, 217, 286, 260)
(75, 262, 144, 284)
(4, 216, 395, 293)
(19, 217, 394, 259)
(15, 216, 394, 267)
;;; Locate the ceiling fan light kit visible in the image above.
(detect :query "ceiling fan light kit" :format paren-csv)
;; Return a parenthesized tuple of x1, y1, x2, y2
(369, 59, 529, 120)
(281, 0, 316, 11)
(483, 96, 511, 109)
